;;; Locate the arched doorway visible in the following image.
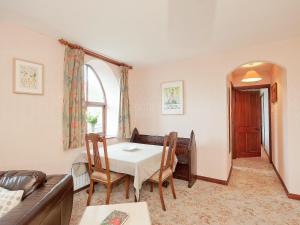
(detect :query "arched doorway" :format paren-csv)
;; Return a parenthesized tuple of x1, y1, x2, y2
(227, 61, 285, 166)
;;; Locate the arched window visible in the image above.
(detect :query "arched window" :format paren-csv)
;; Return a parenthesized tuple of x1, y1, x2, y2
(84, 64, 106, 134)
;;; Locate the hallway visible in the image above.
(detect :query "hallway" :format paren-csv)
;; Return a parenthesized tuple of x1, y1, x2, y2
(229, 155, 300, 225)
(71, 156, 300, 225)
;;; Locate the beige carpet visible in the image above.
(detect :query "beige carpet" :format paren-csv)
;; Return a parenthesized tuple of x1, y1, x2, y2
(70, 157, 300, 225)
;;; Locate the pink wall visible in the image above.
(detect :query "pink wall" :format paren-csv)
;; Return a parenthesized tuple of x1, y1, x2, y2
(130, 38, 300, 194)
(0, 22, 122, 175)
(271, 65, 288, 187)
(0, 22, 81, 174)
(129, 58, 232, 181)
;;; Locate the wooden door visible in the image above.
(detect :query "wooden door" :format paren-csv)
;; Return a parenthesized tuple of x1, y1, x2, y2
(234, 90, 261, 158)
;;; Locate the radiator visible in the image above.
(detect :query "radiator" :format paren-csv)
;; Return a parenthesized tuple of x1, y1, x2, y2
(71, 170, 90, 191)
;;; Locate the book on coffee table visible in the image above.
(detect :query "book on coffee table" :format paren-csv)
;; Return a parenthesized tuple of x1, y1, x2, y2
(100, 210, 128, 225)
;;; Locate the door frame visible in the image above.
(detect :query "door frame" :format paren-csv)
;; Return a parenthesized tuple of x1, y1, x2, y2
(231, 84, 272, 163)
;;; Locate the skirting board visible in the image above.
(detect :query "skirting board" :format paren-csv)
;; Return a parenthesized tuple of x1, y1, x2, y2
(288, 193, 300, 200)
(195, 175, 227, 185)
(195, 166, 233, 186)
(271, 163, 300, 200)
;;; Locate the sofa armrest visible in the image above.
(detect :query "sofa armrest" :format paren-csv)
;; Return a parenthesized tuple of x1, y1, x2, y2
(0, 175, 73, 225)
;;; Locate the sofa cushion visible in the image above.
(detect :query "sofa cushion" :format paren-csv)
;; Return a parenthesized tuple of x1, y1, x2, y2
(0, 171, 46, 199)
(0, 175, 74, 225)
(0, 171, 5, 178)
(0, 187, 24, 218)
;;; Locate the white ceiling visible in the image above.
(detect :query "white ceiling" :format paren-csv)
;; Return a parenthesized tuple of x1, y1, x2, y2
(1, 0, 300, 66)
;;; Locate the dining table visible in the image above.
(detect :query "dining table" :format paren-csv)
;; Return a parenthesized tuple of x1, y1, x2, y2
(74, 142, 177, 200)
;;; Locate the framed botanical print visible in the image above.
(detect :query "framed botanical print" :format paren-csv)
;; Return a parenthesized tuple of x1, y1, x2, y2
(13, 58, 44, 95)
(161, 80, 184, 115)
(271, 82, 278, 103)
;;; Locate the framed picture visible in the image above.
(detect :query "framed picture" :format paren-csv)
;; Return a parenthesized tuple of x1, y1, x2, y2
(13, 58, 44, 95)
(161, 80, 184, 115)
(271, 82, 278, 103)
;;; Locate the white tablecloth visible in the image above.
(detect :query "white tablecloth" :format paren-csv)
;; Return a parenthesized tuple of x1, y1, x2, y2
(74, 142, 177, 199)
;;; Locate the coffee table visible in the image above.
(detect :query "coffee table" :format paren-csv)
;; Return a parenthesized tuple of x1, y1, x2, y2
(79, 202, 151, 225)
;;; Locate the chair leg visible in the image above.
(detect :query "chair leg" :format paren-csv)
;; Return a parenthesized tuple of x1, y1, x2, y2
(158, 182, 166, 211)
(106, 185, 111, 205)
(87, 180, 94, 206)
(125, 176, 129, 199)
(150, 182, 153, 192)
(170, 176, 176, 199)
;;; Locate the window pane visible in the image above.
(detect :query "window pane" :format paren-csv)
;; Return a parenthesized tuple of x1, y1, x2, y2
(87, 66, 105, 103)
(86, 106, 103, 133)
(84, 65, 87, 101)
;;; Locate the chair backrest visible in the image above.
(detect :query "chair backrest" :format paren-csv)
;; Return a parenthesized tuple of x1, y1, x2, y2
(85, 133, 111, 182)
(159, 132, 178, 181)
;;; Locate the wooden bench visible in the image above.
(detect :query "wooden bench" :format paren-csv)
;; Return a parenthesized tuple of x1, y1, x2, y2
(130, 128, 196, 188)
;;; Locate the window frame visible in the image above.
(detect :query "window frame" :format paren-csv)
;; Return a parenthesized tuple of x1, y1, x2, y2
(84, 64, 107, 135)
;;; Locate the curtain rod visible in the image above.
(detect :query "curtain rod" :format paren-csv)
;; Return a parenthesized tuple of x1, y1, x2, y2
(58, 39, 133, 69)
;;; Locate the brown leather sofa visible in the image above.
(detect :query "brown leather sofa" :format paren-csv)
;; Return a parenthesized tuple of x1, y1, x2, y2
(0, 170, 73, 225)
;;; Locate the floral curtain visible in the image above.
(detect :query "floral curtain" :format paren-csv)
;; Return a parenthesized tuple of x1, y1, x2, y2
(63, 46, 86, 150)
(118, 66, 131, 139)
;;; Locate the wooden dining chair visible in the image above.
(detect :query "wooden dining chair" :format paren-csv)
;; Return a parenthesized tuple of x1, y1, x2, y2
(85, 133, 129, 205)
(148, 132, 178, 211)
